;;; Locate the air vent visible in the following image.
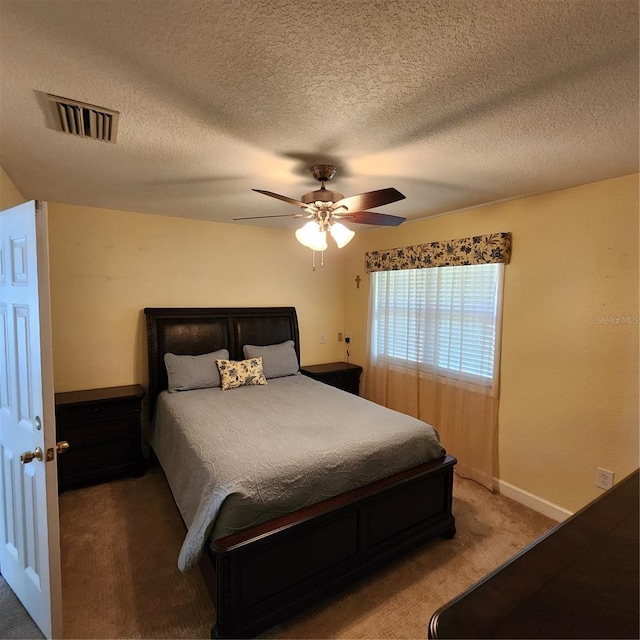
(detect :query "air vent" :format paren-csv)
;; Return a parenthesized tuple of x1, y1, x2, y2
(47, 94, 119, 143)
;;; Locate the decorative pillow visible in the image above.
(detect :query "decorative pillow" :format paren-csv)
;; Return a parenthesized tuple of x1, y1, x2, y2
(164, 349, 229, 393)
(216, 357, 267, 391)
(242, 340, 299, 379)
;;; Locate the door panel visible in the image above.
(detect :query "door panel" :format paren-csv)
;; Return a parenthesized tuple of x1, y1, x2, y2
(0, 200, 62, 639)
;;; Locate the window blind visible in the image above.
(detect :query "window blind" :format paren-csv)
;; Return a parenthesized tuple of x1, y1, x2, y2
(371, 263, 502, 383)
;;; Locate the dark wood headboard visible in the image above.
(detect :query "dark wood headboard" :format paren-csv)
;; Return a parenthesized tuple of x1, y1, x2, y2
(144, 307, 300, 410)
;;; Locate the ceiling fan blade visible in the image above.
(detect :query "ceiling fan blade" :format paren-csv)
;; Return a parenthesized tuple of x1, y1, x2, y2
(333, 187, 405, 212)
(338, 211, 406, 226)
(234, 213, 305, 220)
(252, 189, 308, 208)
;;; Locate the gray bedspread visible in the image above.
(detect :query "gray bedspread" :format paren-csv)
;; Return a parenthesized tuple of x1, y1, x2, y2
(150, 374, 446, 571)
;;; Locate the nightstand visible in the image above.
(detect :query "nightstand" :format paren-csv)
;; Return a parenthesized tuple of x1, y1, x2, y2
(55, 384, 145, 490)
(300, 362, 363, 395)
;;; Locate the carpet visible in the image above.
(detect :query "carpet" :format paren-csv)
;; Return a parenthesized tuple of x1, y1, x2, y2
(59, 465, 555, 639)
(0, 571, 45, 639)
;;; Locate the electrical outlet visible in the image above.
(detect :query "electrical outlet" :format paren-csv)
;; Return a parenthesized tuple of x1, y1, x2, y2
(345, 334, 351, 344)
(596, 467, 614, 490)
(319, 332, 326, 344)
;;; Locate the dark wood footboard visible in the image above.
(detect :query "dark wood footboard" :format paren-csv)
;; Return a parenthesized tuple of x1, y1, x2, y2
(203, 454, 456, 639)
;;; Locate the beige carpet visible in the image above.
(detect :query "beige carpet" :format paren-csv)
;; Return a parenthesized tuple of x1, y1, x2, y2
(0, 571, 45, 639)
(59, 465, 555, 639)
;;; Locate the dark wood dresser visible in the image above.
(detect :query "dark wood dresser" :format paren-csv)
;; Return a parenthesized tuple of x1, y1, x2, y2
(300, 361, 363, 395)
(55, 384, 145, 490)
(429, 469, 639, 639)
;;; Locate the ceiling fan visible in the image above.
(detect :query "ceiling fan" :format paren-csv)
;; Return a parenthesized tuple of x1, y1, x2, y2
(235, 165, 406, 255)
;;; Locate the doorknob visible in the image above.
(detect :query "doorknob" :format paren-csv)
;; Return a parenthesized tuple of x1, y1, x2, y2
(56, 441, 70, 454)
(20, 447, 43, 464)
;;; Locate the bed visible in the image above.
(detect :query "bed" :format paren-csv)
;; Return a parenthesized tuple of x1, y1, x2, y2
(145, 306, 456, 638)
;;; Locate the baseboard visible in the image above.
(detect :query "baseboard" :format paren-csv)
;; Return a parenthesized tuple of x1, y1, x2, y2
(497, 479, 573, 522)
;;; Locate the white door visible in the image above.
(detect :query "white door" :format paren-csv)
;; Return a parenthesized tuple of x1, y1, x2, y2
(0, 201, 62, 639)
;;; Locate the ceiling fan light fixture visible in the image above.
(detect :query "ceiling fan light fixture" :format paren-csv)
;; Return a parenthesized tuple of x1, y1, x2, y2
(330, 222, 355, 248)
(295, 221, 327, 251)
(243, 164, 406, 269)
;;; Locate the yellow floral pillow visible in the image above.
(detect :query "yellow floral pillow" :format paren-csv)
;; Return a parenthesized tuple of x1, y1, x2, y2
(216, 357, 267, 391)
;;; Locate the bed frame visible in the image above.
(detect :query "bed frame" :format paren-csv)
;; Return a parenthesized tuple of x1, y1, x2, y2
(145, 306, 456, 638)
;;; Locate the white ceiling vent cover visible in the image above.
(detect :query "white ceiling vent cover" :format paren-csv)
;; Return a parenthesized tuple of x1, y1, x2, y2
(47, 94, 119, 143)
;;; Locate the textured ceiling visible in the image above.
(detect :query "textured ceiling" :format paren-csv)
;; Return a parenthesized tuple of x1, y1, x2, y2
(0, 0, 638, 230)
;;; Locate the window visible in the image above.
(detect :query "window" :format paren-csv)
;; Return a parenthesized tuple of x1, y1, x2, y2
(370, 263, 503, 384)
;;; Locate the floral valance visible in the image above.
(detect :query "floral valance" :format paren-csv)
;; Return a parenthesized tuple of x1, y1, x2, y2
(365, 232, 511, 273)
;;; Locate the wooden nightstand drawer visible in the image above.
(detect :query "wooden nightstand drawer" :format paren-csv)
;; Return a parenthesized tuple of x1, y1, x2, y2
(56, 396, 141, 425)
(59, 441, 134, 476)
(319, 372, 356, 392)
(59, 416, 136, 448)
(300, 362, 363, 395)
(55, 384, 145, 490)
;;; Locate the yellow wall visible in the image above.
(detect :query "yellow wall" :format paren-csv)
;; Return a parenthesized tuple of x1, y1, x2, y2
(0, 165, 25, 209)
(3, 162, 638, 513)
(343, 174, 639, 513)
(47, 204, 346, 398)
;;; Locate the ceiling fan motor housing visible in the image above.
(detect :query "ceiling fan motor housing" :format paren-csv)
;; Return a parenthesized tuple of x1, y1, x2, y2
(303, 165, 343, 205)
(301, 188, 344, 205)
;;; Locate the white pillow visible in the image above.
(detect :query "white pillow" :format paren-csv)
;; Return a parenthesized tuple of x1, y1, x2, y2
(164, 349, 229, 392)
(242, 340, 299, 379)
